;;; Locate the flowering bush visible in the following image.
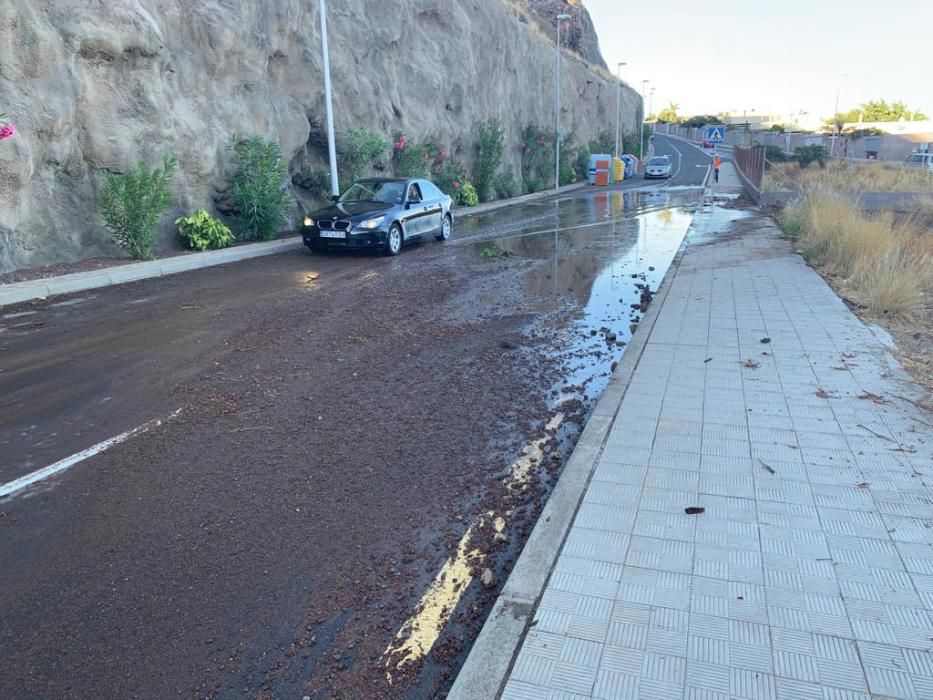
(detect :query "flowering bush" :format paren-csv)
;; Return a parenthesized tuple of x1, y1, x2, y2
(433, 156, 467, 197)
(391, 131, 430, 178)
(0, 112, 14, 141)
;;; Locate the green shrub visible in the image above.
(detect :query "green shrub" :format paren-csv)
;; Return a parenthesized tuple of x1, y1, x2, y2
(392, 132, 430, 178)
(337, 127, 386, 185)
(481, 244, 513, 260)
(176, 209, 234, 251)
(456, 180, 479, 207)
(761, 144, 788, 166)
(793, 145, 829, 169)
(228, 135, 294, 240)
(520, 125, 556, 193)
(475, 119, 505, 202)
(494, 170, 517, 199)
(98, 154, 177, 260)
(559, 131, 578, 185)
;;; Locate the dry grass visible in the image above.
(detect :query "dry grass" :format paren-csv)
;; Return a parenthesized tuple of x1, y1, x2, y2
(766, 160, 933, 193)
(780, 192, 933, 317)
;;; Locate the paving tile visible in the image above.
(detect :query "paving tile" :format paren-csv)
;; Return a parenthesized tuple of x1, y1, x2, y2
(501, 219, 933, 700)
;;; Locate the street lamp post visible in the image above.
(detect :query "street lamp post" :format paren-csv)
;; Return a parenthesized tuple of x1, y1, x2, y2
(641, 79, 649, 157)
(830, 85, 841, 158)
(319, 0, 339, 197)
(614, 62, 626, 158)
(554, 13, 570, 193)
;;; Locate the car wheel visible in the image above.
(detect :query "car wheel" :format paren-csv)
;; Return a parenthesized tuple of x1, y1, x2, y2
(385, 224, 403, 256)
(436, 214, 452, 242)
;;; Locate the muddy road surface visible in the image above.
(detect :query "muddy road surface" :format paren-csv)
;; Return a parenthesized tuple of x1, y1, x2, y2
(0, 185, 701, 699)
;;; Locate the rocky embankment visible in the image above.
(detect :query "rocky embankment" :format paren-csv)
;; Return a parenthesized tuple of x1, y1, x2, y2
(0, 0, 639, 271)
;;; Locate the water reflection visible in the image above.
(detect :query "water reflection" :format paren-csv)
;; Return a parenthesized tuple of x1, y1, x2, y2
(470, 191, 698, 405)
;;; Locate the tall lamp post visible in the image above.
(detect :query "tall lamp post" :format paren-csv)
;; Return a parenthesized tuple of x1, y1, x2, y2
(641, 79, 650, 156)
(614, 62, 627, 157)
(554, 13, 570, 193)
(319, 0, 339, 197)
(830, 84, 842, 158)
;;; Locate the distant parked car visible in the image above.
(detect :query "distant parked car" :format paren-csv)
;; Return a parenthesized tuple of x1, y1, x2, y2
(702, 140, 713, 149)
(905, 152, 933, 172)
(301, 178, 453, 255)
(644, 155, 673, 179)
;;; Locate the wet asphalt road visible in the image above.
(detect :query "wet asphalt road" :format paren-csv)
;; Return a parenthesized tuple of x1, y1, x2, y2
(0, 136, 709, 699)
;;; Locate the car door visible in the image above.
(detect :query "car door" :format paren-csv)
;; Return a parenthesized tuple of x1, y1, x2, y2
(402, 182, 429, 237)
(420, 181, 444, 233)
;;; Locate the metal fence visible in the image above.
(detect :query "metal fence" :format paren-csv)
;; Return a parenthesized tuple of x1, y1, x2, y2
(733, 146, 766, 190)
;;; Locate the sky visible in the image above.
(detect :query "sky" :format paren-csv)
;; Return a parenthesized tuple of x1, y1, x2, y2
(585, 0, 933, 122)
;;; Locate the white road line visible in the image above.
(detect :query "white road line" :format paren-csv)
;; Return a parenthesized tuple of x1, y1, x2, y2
(0, 408, 182, 499)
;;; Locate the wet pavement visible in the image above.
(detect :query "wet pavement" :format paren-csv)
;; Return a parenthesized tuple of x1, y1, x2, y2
(0, 137, 712, 699)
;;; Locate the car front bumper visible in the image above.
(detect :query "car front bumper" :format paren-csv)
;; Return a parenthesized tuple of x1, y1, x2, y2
(644, 170, 670, 178)
(302, 227, 389, 249)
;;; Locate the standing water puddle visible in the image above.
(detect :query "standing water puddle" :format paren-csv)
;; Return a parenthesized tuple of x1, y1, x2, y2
(470, 189, 700, 407)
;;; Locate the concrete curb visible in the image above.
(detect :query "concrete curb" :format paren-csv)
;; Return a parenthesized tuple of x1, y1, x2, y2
(447, 225, 691, 700)
(0, 238, 303, 308)
(458, 182, 589, 218)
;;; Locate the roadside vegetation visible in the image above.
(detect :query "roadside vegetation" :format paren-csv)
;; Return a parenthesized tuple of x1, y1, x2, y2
(228, 136, 295, 241)
(780, 192, 932, 317)
(176, 210, 234, 251)
(81, 116, 633, 263)
(98, 155, 178, 260)
(765, 158, 933, 193)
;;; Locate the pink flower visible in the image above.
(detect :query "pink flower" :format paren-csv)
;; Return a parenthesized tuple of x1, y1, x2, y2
(453, 181, 460, 190)
(439, 148, 446, 157)
(0, 124, 15, 140)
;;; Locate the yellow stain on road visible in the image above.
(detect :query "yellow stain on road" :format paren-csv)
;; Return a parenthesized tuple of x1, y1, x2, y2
(383, 413, 565, 681)
(384, 518, 484, 680)
(505, 413, 564, 490)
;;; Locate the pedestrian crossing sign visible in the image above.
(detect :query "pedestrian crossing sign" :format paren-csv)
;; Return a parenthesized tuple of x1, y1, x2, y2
(705, 126, 725, 143)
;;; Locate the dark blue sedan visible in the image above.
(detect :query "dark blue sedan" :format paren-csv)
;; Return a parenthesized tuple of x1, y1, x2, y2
(301, 178, 453, 256)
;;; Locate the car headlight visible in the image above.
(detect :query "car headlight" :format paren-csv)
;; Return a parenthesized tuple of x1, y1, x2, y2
(358, 216, 385, 230)
(303, 216, 314, 227)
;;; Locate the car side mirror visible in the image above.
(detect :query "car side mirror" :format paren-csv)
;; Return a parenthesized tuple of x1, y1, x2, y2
(331, 195, 339, 202)
(405, 201, 412, 210)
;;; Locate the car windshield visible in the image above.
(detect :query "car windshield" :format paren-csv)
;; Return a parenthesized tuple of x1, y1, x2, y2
(339, 181, 405, 204)
(648, 157, 669, 166)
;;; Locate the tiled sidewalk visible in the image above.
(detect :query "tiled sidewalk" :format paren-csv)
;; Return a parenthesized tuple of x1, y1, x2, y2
(502, 215, 933, 699)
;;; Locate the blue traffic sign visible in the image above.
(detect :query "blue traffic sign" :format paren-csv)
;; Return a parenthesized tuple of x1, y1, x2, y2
(704, 126, 725, 143)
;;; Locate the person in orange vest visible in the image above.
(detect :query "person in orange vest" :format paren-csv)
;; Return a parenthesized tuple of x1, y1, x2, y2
(713, 154, 722, 183)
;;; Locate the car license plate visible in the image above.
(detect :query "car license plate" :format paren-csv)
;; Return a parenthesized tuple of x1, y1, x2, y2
(320, 230, 345, 239)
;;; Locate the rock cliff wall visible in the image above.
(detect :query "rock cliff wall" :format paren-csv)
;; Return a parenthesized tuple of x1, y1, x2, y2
(0, 0, 641, 272)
